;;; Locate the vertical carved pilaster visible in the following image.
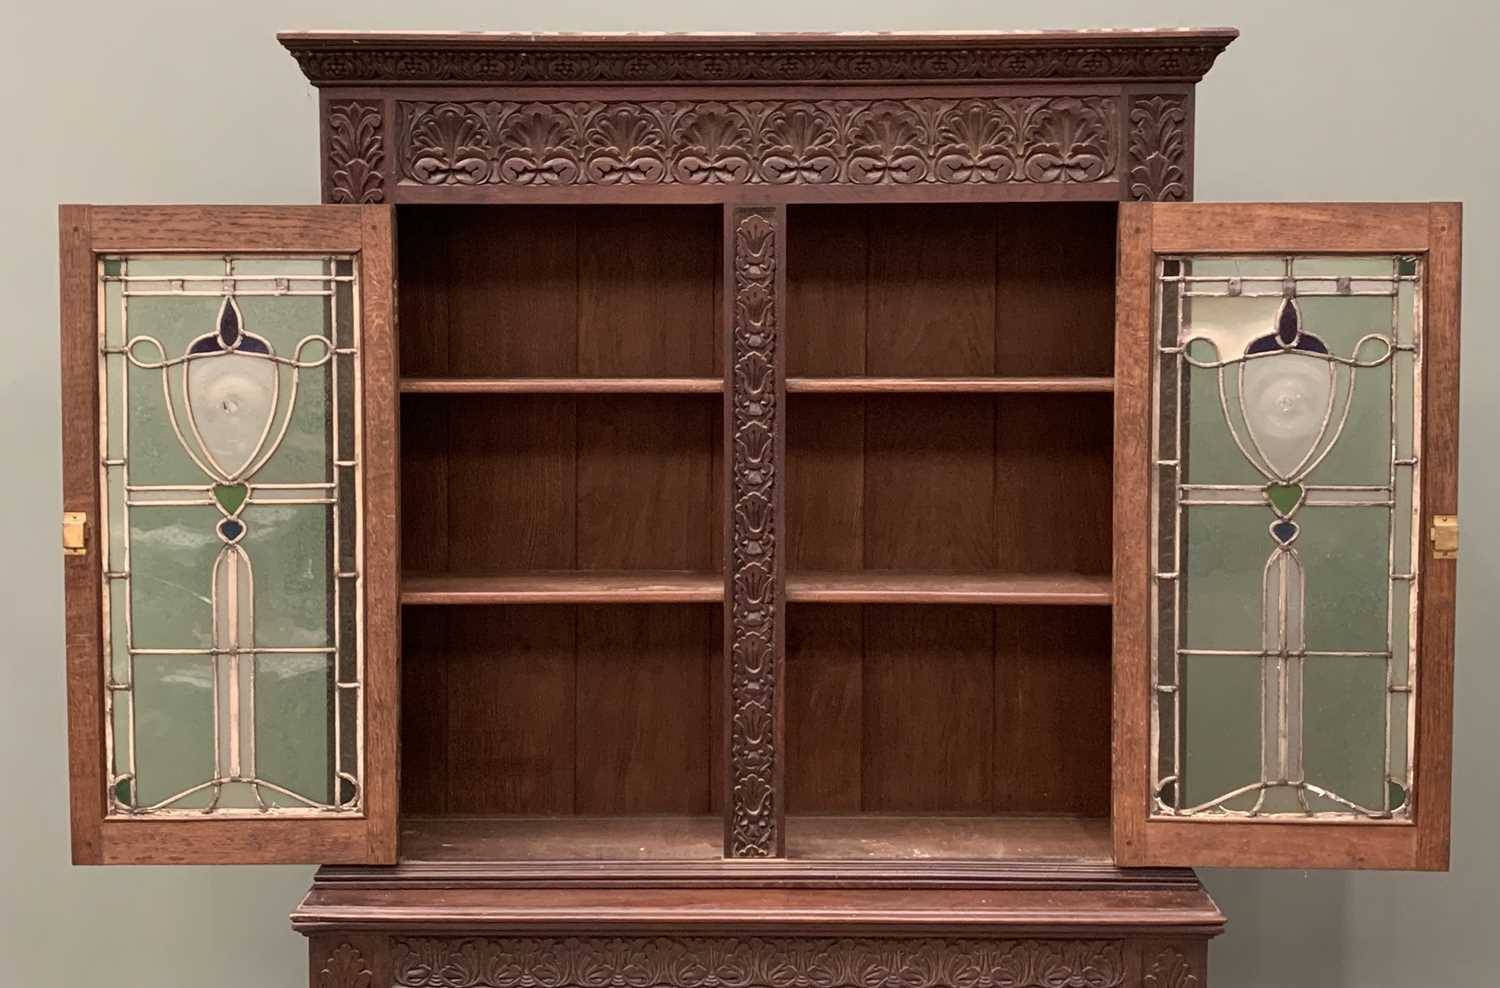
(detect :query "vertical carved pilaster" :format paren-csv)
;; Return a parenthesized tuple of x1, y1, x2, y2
(1126, 94, 1190, 201)
(725, 205, 785, 858)
(325, 99, 386, 204)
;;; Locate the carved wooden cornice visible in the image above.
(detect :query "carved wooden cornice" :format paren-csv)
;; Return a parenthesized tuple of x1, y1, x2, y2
(280, 30, 1237, 86)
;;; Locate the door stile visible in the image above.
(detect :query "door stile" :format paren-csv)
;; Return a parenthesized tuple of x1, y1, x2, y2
(1413, 202, 1461, 870)
(60, 204, 105, 864)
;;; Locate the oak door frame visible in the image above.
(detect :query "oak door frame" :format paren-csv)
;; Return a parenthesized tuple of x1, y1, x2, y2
(1112, 201, 1460, 870)
(60, 205, 399, 864)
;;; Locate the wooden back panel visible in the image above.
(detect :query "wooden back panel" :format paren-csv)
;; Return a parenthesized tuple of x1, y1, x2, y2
(397, 205, 724, 818)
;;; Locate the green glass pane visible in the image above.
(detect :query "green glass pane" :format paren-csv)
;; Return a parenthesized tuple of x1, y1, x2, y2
(1182, 654, 1262, 810)
(1181, 505, 1265, 652)
(255, 653, 333, 807)
(128, 506, 220, 650)
(1303, 655, 1386, 811)
(127, 353, 213, 487)
(1183, 352, 1269, 488)
(238, 503, 331, 648)
(132, 655, 215, 807)
(1297, 506, 1389, 654)
(1298, 296, 1392, 487)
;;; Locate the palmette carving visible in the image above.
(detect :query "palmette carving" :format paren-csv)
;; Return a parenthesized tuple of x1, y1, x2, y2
(1142, 948, 1200, 988)
(1126, 96, 1188, 201)
(395, 98, 1118, 188)
(319, 942, 374, 988)
(729, 209, 780, 858)
(326, 101, 386, 203)
(390, 937, 1128, 988)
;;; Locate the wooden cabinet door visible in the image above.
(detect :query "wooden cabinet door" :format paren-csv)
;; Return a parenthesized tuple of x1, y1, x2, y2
(60, 206, 397, 864)
(1113, 203, 1460, 869)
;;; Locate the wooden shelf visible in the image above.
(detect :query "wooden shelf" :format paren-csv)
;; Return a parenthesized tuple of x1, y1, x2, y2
(786, 376, 1113, 395)
(401, 377, 722, 395)
(402, 816, 724, 862)
(786, 571, 1112, 606)
(404, 572, 1110, 606)
(397, 814, 1109, 863)
(402, 571, 723, 605)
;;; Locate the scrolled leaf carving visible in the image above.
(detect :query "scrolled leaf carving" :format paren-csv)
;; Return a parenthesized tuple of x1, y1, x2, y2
(395, 98, 1120, 189)
(1127, 95, 1189, 201)
(388, 937, 1128, 988)
(326, 101, 385, 203)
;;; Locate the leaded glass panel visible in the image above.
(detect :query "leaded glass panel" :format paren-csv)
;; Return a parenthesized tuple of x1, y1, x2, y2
(99, 255, 361, 816)
(1152, 254, 1421, 820)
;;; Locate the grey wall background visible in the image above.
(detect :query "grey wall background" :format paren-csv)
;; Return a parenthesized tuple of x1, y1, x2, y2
(2, 1, 1494, 984)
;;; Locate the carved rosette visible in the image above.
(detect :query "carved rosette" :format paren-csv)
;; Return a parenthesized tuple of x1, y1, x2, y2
(395, 98, 1119, 188)
(289, 42, 1228, 85)
(728, 207, 781, 858)
(389, 937, 1128, 988)
(318, 942, 374, 988)
(326, 100, 386, 203)
(1126, 95, 1188, 201)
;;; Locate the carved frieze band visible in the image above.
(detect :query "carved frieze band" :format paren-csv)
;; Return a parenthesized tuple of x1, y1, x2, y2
(390, 937, 1129, 988)
(394, 98, 1119, 188)
(1125, 95, 1188, 201)
(287, 40, 1229, 85)
(728, 206, 781, 858)
(326, 100, 387, 203)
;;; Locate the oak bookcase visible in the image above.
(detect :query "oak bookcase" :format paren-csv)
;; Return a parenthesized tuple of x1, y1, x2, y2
(56, 29, 1463, 988)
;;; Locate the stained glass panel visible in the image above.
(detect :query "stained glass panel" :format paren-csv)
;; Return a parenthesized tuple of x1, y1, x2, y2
(99, 255, 361, 817)
(1152, 254, 1421, 820)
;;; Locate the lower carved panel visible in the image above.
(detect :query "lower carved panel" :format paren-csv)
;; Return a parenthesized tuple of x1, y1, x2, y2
(305, 934, 1211, 988)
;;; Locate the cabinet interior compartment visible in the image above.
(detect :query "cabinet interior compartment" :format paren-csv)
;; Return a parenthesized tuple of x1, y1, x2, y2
(400, 603, 724, 859)
(780, 202, 1116, 862)
(396, 204, 725, 862)
(784, 603, 1111, 860)
(785, 201, 1116, 380)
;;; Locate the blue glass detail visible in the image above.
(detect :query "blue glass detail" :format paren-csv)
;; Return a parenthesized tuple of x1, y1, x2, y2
(189, 301, 272, 356)
(1276, 298, 1300, 344)
(1246, 300, 1329, 357)
(217, 518, 245, 542)
(1246, 332, 1329, 356)
(218, 299, 242, 346)
(1271, 520, 1299, 545)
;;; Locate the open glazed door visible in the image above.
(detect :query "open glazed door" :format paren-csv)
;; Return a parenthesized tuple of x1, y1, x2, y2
(60, 207, 397, 864)
(1114, 203, 1460, 869)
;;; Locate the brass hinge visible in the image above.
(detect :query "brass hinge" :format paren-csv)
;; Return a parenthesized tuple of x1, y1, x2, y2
(62, 511, 88, 555)
(1431, 514, 1458, 560)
